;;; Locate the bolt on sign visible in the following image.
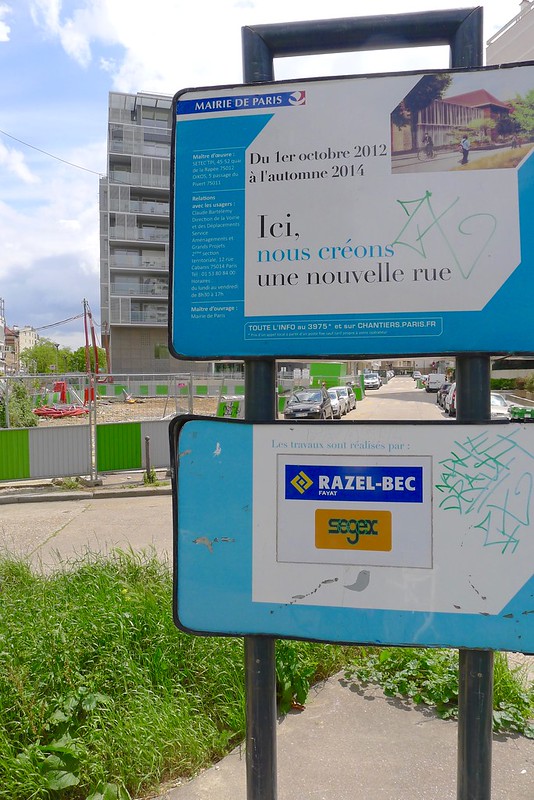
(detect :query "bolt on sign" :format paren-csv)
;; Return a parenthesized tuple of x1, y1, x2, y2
(170, 63, 534, 360)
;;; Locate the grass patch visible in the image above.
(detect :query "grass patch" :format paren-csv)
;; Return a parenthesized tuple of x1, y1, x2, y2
(52, 477, 85, 491)
(454, 143, 534, 170)
(0, 554, 531, 799)
(345, 646, 533, 738)
(0, 553, 351, 799)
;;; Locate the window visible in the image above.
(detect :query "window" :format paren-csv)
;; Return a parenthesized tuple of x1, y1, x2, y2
(155, 344, 170, 359)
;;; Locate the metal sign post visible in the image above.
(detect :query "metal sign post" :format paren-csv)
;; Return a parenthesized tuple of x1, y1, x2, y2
(239, 9, 487, 800)
(456, 356, 492, 800)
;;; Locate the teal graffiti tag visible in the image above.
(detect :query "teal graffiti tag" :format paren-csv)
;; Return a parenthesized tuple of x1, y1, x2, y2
(391, 190, 497, 279)
(436, 428, 534, 552)
(473, 473, 532, 554)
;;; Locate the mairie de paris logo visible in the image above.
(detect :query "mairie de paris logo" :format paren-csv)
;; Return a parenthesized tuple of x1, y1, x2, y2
(290, 470, 313, 494)
(288, 90, 306, 106)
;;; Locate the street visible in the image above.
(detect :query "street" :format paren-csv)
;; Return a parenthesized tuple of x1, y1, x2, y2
(344, 374, 445, 420)
(0, 494, 174, 571)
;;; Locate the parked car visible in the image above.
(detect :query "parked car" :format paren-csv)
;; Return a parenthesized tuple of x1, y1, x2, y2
(327, 388, 343, 419)
(363, 373, 381, 390)
(426, 373, 447, 393)
(444, 382, 457, 416)
(283, 388, 333, 420)
(490, 392, 511, 420)
(332, 385, 356, 412)
(436, 382, 452, 408)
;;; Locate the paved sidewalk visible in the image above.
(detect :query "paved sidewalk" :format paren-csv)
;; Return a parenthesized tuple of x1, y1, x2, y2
(0, 469, 172, 505)
(151, 673, 533, 800)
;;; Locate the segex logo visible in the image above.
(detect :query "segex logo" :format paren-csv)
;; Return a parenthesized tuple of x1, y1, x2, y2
(285, 464, 423, 503)
(315, 509, 392, 551)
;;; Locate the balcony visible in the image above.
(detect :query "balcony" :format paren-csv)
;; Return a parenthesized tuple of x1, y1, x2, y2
(110, 256, 167, 271)
(109, 227, 169, 242)
(110, 309, 167, 325)
(129, 200, 169, 215)
(108, 199, 170, 215)
(111, 283, 168, 298)
(109, 171, 170, 189)
(109, 141, 171, 158)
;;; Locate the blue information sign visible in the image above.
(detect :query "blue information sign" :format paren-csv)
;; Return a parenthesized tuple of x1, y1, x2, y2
(171, 417, 534, 653)
(170, 64, 534, 359)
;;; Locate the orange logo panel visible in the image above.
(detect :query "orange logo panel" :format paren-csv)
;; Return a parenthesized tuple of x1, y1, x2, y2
(315, 509, 392, 551)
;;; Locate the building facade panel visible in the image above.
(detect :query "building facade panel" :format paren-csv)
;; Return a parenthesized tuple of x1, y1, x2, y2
(487, 1, 534, 65)
(100, 91, 196, 375)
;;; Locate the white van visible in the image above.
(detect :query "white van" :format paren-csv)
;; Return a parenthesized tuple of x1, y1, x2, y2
(426, 373, 447, 392)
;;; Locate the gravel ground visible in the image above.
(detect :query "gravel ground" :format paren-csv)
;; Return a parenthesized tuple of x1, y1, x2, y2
(35, 396, 219, 426)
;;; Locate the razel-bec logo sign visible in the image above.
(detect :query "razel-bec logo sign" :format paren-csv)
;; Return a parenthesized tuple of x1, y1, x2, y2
(315, 509, 392, 551)
(290, 470, 313, 495)
(285, 464, 423, 503)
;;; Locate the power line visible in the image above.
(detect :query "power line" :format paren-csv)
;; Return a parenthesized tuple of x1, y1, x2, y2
(0, 128, 105, 177)
(36, 313, 85, 331)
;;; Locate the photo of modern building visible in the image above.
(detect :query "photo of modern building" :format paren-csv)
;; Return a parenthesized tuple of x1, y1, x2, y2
(391, 67, 534, 173)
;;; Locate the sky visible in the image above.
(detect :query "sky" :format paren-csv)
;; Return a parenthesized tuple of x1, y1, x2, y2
(0, 0, 526, 350)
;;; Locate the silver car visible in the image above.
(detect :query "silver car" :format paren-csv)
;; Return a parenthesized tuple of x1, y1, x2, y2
(327, 388, 343, 418)
(332, 385, 356, 412)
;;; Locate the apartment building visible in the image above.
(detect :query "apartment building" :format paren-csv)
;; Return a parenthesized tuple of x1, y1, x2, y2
(99, 91, 188, 374)
(486, 0, 534, 65)
(18, 326, 39, 354)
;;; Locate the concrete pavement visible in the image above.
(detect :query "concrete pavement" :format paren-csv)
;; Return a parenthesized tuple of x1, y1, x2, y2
(153, 675, 533, 800)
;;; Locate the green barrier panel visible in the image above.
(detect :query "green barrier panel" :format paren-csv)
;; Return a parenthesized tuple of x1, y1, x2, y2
(235, 385, 245, 395)
(97, 385, 107, 396)
(195, 385, 208, 396)
(512, 407, 534, 420)
(179, 385, 189, 395)
(0, 429, 30, 481)
(216, 400, 242, 418)
(97, 423, 142, 472)
(139, 385, 149, 396)
(113, 385, 127, 397)
(156, 385, 169, 396)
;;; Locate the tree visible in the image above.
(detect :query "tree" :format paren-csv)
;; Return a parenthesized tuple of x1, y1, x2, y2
(67, 346, 108, 373)
(0, 381, 38, 428)
(392, 74, 452, 151)
(510, 89, 534, 137)
(467, 116, 496, 140)
(20, 339, 71, 375)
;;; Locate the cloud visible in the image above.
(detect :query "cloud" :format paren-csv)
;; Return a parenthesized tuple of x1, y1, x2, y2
(29, 0, 117, 67)
(27, 1, 513, 95)
(0, 3, 11, 42)
(0, 138, 103, 280)
(0, 140, 39, 183)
